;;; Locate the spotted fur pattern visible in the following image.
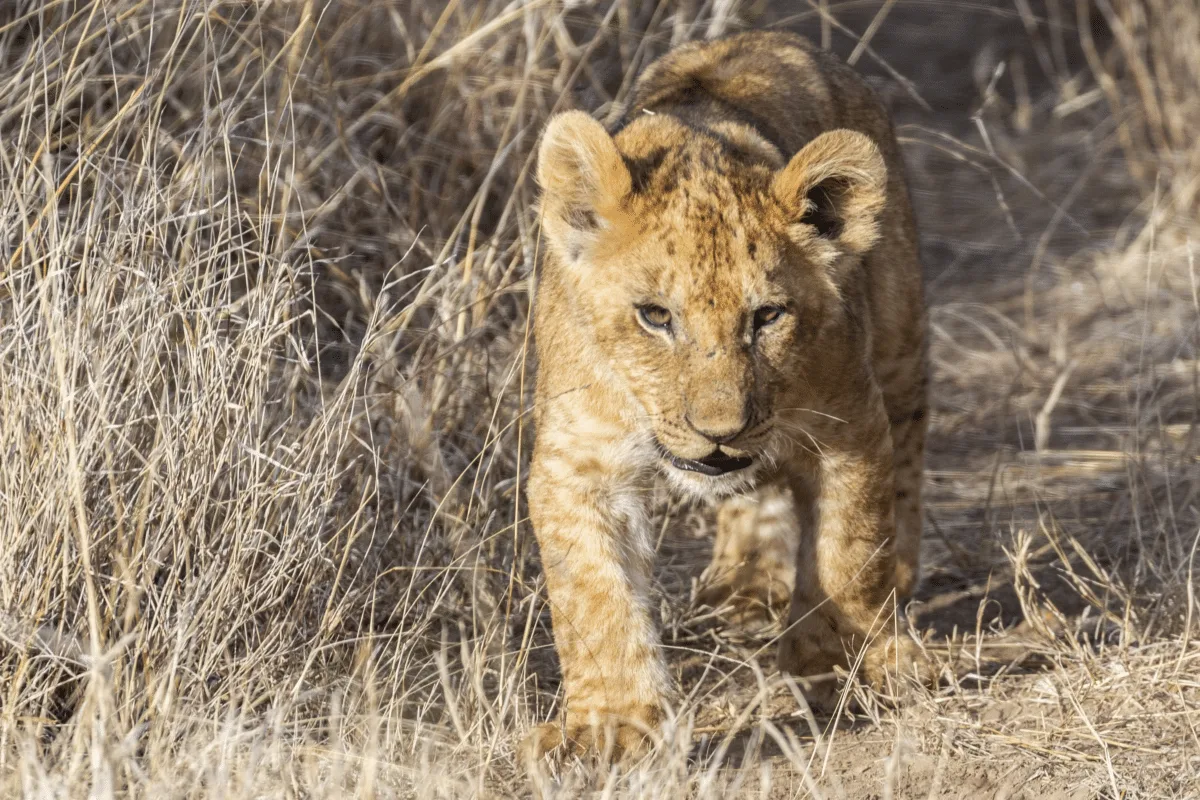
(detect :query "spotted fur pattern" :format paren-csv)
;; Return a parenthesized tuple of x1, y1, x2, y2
(525, 31, 928, 762)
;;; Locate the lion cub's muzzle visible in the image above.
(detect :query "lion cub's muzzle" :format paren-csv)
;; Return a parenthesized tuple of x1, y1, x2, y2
(657, 442, 754, 477)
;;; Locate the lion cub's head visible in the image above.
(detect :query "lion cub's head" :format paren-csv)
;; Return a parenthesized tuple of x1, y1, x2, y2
(536, 111, 887, 495)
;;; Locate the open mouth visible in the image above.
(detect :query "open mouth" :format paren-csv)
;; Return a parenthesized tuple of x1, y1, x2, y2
(658, 443, 754, 477)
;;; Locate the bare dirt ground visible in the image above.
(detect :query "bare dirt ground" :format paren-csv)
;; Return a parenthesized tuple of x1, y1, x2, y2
(1, 1, 1198, 798)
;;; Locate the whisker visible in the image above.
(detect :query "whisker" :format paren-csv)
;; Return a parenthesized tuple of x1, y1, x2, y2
(773, 406, 849, 425)
(774, 425, 827, 459)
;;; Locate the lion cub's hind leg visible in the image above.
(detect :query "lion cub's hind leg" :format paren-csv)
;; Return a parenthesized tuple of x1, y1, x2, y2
(697, 484, 799, 632)
(882, 353, 928, 600)
(890, 405, 926, 600)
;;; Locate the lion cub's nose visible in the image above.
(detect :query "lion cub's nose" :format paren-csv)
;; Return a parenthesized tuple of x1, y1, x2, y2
(686, 412, 750, 445)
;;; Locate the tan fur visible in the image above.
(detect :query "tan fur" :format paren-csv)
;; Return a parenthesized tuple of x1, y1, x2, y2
(525, 32, 929, 761)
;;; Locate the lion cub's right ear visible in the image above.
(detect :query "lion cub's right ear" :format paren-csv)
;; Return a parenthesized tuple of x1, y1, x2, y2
(537, 111, 632, 265)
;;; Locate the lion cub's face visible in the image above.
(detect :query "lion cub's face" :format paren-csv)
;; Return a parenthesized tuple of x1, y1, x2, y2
(537, 112, 886, 495)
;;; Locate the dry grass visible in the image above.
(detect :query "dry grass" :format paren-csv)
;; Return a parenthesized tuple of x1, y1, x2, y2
(0, 1, 1197, 797)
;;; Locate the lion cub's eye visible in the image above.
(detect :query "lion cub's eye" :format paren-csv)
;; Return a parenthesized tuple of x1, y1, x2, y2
(637, 304, 673, 331)
(753, 305, 785, 330)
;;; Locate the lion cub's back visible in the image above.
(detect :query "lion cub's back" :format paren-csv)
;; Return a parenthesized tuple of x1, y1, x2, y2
(620, 31, 897, 163)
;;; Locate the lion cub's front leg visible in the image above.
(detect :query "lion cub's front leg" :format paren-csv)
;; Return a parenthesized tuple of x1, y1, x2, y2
(777, 386, 924, 700)
(524, 433, 669, 763)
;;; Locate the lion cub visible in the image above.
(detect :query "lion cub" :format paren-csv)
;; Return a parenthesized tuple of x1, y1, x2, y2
(526, 31, 927, 759)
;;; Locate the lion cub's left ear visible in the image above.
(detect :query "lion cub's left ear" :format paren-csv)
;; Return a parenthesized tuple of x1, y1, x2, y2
(772, 130, 887, 256)
(537, 111, 632, 266)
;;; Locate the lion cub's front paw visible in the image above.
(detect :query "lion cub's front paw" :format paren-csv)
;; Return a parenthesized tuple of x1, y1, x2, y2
(861, 634, 937, 695)
(778, 620, 935, 710)
(522, 707, 661, 767)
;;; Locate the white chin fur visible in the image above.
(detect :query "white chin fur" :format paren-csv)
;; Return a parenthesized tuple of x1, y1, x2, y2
(660, 459, 762, 500)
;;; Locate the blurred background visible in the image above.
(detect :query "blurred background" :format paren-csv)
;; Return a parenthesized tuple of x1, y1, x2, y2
(1, 1, 1197, 797)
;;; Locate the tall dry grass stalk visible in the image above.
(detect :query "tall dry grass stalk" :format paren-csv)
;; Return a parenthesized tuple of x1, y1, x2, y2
(0, 1, 1198, 797)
